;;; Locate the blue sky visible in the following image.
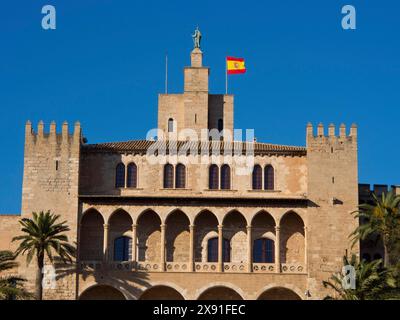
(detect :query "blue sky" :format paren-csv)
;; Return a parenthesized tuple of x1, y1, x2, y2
(0, 0, 399, 213)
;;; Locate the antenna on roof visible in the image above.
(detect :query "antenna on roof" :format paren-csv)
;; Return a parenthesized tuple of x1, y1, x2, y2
(165, 52, 168, 94)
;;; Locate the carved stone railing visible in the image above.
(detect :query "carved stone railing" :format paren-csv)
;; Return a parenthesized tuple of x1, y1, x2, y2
(79, 260, 306, 274)
(79, 261, 103, 271)
(166, 262, 190, 272)
(281, 263, 306, 274)
(136, 261, 161, 272)
(108, 261, 135, 271)
(223, 262, 246, 273)
(252, 263, 275, 273)
(194, 262, 219, 272)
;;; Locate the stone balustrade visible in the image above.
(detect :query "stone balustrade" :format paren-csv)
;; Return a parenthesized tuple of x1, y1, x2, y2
(223, 262, 246, 273)
(281, 263, 306, 274)
(194, 262, 219, 272)
(252, 263, 275, 273)
(80, 261, 103, 271)
(166, 262, 190, 272)
(136, 261, 161, 272)
(79, 260, 306, 274)
(109, 261, 135, 271)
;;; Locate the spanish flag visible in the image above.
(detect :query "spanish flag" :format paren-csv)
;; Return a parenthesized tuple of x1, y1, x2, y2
(226, 56, 246, 74)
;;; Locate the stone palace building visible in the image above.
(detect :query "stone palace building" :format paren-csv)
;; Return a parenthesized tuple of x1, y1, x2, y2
(0, 41, 363, 300)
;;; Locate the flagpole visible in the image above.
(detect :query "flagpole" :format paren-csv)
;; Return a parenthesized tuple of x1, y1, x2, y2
(225, 58, 228, 94)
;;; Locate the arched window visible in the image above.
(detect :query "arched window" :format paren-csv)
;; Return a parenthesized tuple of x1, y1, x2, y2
(163, 164, 174, 188)
(175, 164, 186, 188)
(221, 164, 231, 190)
(209, 165, 219, 190)
(264, 165, 274, 190)
(252, 165, 262, 190)
(168, 118, 174, 133)
(127, 163, 137, 188)
(114, 236, 132, 261)
(253, 238, 274, 263)
(207, 237, 230, 262)
(217, 118, 223, 132)
(115, 163, 125, 188)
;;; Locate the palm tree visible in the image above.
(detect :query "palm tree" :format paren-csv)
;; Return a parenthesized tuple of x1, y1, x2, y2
(12, 211, 76, 300)
(351, 190, 400, 267)
(323, 254, 396, 300)
(0, 250, 32, 300)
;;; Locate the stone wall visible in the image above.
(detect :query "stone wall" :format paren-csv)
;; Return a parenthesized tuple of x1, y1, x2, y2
(79, 152, 307, 198)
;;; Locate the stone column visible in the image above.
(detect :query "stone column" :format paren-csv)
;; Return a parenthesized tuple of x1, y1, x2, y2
(160, 224, 166, 271)
(218, 224, 223, 272)
(247, 225, 253, 272)
(304, 226, 307, 271)
(275, 226, 281, 273)
(132, 224, 137, 264)
(189, 224, 195, 272)
(124, 163, 127, 188)
(103, 223, 109, 262)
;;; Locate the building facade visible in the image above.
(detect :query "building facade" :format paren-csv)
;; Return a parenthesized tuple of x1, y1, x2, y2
(0, 46, 362, 300)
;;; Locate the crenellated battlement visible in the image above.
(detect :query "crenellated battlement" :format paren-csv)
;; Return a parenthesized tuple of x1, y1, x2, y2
(21, 120, 82, 217)
(359, 183, 400, 199)
(306, 122, 357, 150)
(25, 120, 82, 147)
(306, 122, 357, 138)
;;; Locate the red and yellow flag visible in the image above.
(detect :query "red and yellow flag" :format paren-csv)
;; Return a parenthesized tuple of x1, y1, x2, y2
(226, 56, 246, 74)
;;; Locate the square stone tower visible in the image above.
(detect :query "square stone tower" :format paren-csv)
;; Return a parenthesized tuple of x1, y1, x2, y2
(158, 48, 233, 140)
(20, 120, 81, 299)
(305, 123, 359, 298)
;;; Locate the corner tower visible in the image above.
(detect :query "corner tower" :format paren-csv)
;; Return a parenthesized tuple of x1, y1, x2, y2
(21, 120, 81, 299)
(305, 123, 359, 298)
(158, 30, 233, 140)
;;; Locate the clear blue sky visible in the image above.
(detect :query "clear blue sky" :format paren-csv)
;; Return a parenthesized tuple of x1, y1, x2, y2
(0, 0, 399, 213)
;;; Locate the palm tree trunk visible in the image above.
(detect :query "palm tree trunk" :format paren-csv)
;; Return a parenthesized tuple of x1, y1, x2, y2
(382, 232, 390, 268)
(383, 242, 390, 268)
(36, 253, 44, 300)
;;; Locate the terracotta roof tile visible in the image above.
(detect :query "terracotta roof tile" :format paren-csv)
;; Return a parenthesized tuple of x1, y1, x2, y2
(82, 140, 306, 156)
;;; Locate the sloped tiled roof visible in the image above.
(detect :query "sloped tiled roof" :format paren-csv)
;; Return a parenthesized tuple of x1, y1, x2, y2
(82, 140, 306, 156)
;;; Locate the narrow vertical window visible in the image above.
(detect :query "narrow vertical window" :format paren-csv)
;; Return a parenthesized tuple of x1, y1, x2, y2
(163, 164, 174, 188)
(223, 238, 231, 262)
(114, 236, 132, 261)
(253, 238, 274, 263)
(127, 163, 137, 188)
(115, 163, 125, 188)
(220, 164, 231, 190)
(175, 163, 186, 188)
(209, 165, 219, 190)
(168, 118, 174, 133)
(207, 237, 230, 262)
(264, 165, 274, 190)
(217, 118, 223, 132)
(252, 165, 262, 190)
(207, 237, 218, 262)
